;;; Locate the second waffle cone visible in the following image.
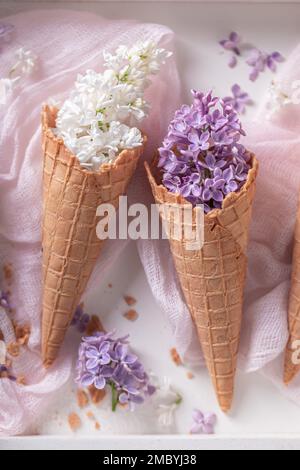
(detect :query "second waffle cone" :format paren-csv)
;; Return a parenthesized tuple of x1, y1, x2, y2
(146, 156, 258, 412)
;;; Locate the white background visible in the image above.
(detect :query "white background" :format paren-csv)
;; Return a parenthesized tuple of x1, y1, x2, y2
(1, 0, 300, 450)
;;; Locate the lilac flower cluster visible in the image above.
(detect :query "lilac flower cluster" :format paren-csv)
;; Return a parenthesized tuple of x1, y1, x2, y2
(71, 304, 90, 333)
(220, 32, 285, 81)
(76, 331, 155, 411)
(158, 90, 251, 213)
(247, 48, 284, 82)
(223, 84, 253, 114)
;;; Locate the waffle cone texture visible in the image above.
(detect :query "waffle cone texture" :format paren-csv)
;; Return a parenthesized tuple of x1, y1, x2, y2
(284, 193, 300, 384)
(41, 105, 146, 367)
(146, 156, 258, 412)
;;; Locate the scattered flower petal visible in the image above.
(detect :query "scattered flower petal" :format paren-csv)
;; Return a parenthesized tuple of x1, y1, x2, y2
(223, 84, 253, 114)
(190, 409, 217, 435)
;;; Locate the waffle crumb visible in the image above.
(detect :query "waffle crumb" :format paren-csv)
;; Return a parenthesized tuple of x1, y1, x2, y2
(16, 375, 26, 385)
(170, 348, 182, 366)
(95, 421, 101, 431)
(86, 411, 95, 421)
(124, 295, 137, 306)
(68, 413, 82, 432)
(187, 372, 195, 380)
(7, 341, 20, 357)
(14, 324, 31, 346)
(3, 264, 13, 285)
(77, 389, 89, 409)
(86, 315, 105, 336)
(88, 385, 106, 405)
(123, 309, 139, 322)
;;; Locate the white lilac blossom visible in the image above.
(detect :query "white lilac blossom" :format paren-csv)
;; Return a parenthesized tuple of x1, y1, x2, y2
(150, 375, 182, 428)
(56, 42, 172, 171)
(76, 331, 156, 411)
(265, 80, 293, 119)
(9, 47, 37, 78)
(190, 409, 217, 435)
(223, 84, 253, 114)
(0, 47, 37, 106)
(159, 90, 251, 213)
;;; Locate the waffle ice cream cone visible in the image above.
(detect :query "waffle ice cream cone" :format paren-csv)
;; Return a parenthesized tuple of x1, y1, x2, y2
(41, 105, 146, 367)
(146, 156, 258, 412)
(284, 193, 300, 385)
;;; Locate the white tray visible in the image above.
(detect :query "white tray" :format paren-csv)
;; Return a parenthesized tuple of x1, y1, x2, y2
(1, 0, 300, 451)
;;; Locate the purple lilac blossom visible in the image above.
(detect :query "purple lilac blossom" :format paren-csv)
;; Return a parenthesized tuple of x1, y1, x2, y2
(247, 48, 284, 81)
(190, 409, 217, 434)
(76, 331, 155, 411)
(158, 90, 251, 213)
(223, 84, 253, 114)
(71, 305, 90, 333)
(0, 290, 12, 310)
(219, 32, 241, 68)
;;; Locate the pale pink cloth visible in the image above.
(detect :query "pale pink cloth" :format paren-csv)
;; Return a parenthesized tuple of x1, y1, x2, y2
(139, 45, 300, 402)
(0, 10, 181, 436)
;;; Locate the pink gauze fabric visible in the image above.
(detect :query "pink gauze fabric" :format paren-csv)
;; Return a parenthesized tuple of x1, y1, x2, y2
(0, 10, 181, 437)
(139, 44, 300, 403)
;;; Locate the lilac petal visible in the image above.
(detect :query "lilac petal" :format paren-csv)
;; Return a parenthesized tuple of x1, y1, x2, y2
(202, 189, 212, 201)
(80, 373, 95, 387)
(212, 190, 224, 202)
(267, 57, 277, 73)
(190, 423, 202, 434)
(249, 69, 259, 82)
(101, 366, 115, 378)
(85, 347, 99, 359)
(100, 353, 111, 365)
(192, 409, 204, 422)
(229, 31, 240, 44)
(192, 185, 202, 198)
(124, 354, 138, 365)
(130, 395, 144, 404)
(204, 412, 217, 426)
(213, 179, 225, 190)
(86, 358, 100, 370)
(272, 51, 284, 62)
(228, 55, 237, 68)
(124, 385, 139, 396)
(202, 424, 215, 435)
(119, 392, 129, 404)
(94, 375, 106, 390)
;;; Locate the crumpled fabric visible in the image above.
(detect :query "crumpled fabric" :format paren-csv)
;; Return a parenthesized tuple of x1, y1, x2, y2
(0, 9, 181, 436)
